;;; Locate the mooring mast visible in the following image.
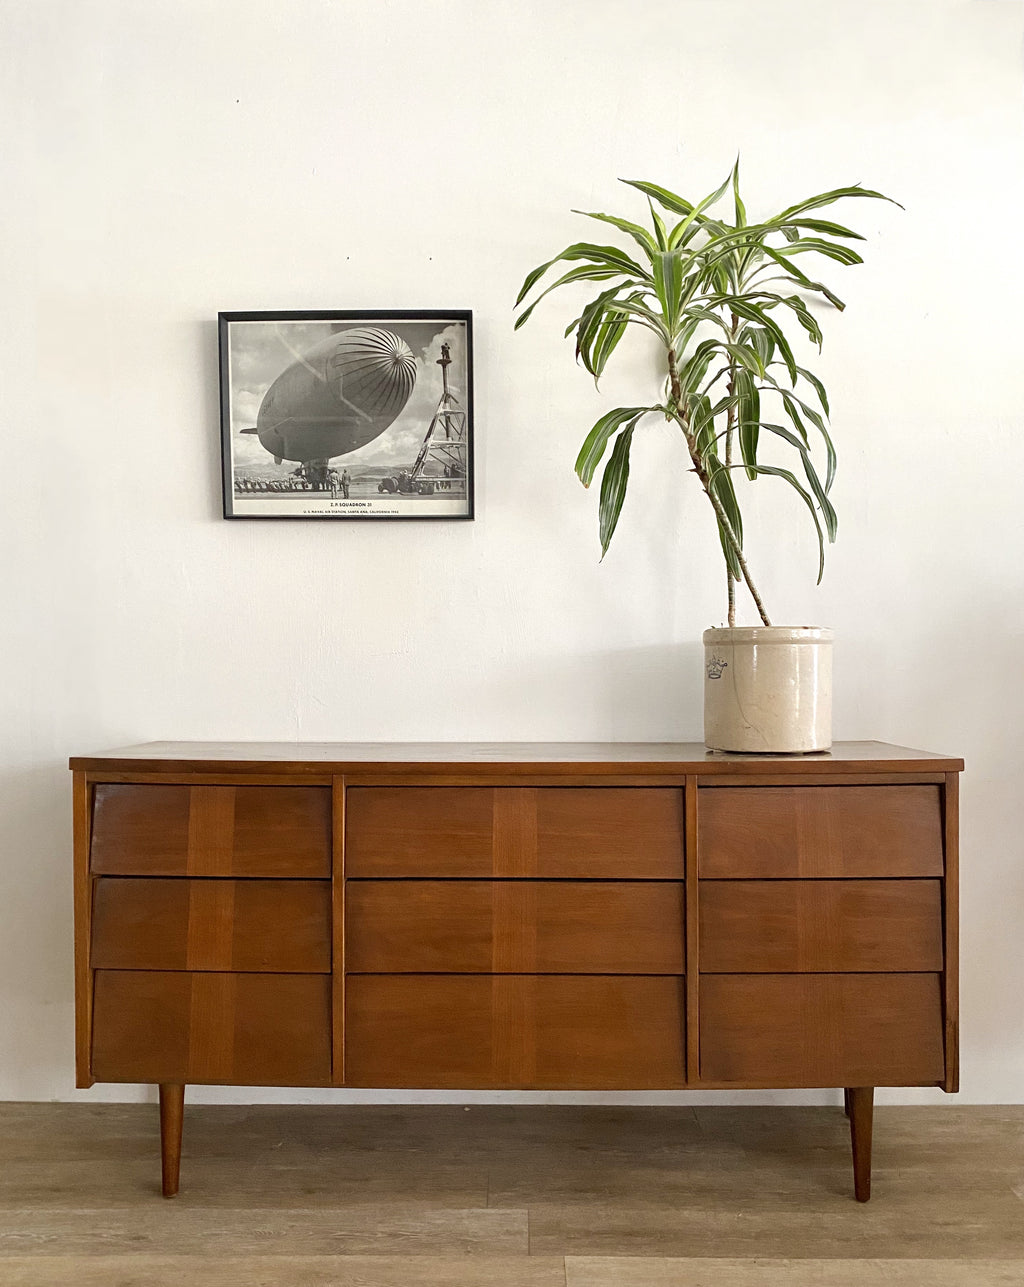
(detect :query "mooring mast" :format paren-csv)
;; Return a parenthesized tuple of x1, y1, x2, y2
(408, 341, 468, 491)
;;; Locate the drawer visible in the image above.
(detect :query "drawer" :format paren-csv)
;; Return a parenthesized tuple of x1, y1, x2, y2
(698, 785, 944, 878)
(346, 881, 684, 973)
(700, 879, 943, 973)
(92, 971, 332, 1085)
(345, 975, 686, 1088)
(91, 878, 331, 973)
(700, 973, 945, 1085)
(90, 784, 332, 877)
(346, 787, 684, 878)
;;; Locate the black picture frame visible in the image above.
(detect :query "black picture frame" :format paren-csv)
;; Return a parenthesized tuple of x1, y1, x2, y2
(219, 310, 474, 520)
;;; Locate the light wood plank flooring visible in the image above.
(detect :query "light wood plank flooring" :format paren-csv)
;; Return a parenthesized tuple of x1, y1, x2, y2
(1, 1103, 1022, 1285)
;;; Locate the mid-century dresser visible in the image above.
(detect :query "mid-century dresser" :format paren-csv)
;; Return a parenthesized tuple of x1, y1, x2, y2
(70, 741, 962, 1201)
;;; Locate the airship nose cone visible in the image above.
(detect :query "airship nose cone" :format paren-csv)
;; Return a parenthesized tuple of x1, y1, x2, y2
(331, 327, 418, 419)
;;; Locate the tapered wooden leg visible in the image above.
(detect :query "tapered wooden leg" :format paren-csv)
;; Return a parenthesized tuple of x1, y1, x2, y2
(159, 1083, 185, 1198)
(847, 1086, 873, 1202)
(843, 1088, 851, 1117)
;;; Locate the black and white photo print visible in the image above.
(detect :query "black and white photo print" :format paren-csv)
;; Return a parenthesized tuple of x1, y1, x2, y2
(220, 311, 473, 520)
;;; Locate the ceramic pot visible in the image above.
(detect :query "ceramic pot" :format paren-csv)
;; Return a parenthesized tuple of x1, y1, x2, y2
(703, 626, 833, 753)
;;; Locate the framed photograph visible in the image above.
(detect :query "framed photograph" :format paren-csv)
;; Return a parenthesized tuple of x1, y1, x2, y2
(219, 310, 473, 519)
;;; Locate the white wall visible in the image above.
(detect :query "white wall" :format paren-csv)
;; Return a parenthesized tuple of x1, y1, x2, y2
(2, 0, 1022, 1105)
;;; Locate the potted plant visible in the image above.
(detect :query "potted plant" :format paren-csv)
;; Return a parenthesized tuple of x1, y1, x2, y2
(515, 161, 897, 752)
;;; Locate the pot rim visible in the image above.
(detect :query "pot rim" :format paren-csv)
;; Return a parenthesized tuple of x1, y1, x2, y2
(703, 625, 834, 645)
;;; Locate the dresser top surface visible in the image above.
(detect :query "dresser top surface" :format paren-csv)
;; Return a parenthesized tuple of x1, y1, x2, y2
(69, 740, 963, 776)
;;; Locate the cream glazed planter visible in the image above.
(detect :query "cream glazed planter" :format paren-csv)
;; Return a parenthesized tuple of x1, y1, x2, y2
(703, 626, 833, 753)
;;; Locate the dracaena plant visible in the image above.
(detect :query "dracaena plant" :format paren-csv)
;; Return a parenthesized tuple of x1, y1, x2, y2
(515, 161, 898, 627)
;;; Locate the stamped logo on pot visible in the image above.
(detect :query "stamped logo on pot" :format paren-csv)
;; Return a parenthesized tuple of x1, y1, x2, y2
(706, 655, 728, 680)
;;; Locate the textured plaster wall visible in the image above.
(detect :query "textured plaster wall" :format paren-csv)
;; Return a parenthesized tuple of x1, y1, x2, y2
(1, 0, 1022, 1104)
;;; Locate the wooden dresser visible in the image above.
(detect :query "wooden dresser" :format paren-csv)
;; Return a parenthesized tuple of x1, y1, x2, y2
(70, 741, 962, 1201)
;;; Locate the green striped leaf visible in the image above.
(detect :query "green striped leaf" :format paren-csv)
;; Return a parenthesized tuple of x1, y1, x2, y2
(514, 265, 622, 330)
(748, 327, 776, 366)
(692, 394, 718, 458)
(653, 250, 685, 329)
(775, 387, 836, 489)
(589, 307, 630, 381)
(620, 179, 694, 217)
(705, 457, 744, 580)
(771, 237, 864, 266)
(515, 242, 652, 309)
(732, 156, 747, 228)
(745, 463, 827, 582)
(648, 199, 668, 251)
(679, 344, 717, 401)
(571, 209, 659, 259)
(670, 169, 734, 245)
(726, 299, 797, 383)
(736, 368, 760, 479)
(779, 217, 866, 240)
(775, 389, 811, 447)
(775, 185, 901, 221)
(780, 294, 823, 349)
(723, 341, 766, 377)
(800, 452, 838, 542)
(795, 365, 830, 417)
(565, 284, 623, 347)
(759, 421, 813, 452)
(605, 297, 671, 342)
(755, 246, 846, 310)
(598, 421, 639, 557)
(706, 464, 743, 576)
(575, 406, 652, 486)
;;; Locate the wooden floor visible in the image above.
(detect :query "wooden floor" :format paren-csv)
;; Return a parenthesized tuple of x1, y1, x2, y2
(1, 1103, 1023, 1285)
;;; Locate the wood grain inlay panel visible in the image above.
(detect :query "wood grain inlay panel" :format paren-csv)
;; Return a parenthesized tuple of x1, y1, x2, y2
(92, 971, 331, 1085)
(700, 879, 943, 973)
(534, 789, 685, 878)
(186, 786, 236, 875)
(90, 784, 189, 873)
(91, 878, 331, 973)
(345, 881, 685, 974)
(345, 976, 686, 1089)
(345, 787, 684, 878)
(90, 784, 331, 877)
(490, 974, 538, 1085)
(700, 973, 945, 1085)
(493, 789, 539, 876)
(345, 788, 494, 876)
(491, 881, 539, 973)
(186, 879, 235, 970)
(188, 972, 237, 1077)
(698, 785, 944, 878)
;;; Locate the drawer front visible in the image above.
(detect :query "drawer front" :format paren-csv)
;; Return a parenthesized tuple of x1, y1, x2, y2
(92, 971, 331, 1085)
(345, 975, 686, 1088)
(346, 787, 684, 878)
(346, 881, 685, 973)
(91, 878, 331, 972)
(698, 785, 944, 878)
(700, 879, 943, 973)
(90, 784, 332, 877)
(700, 973, 945, 1085)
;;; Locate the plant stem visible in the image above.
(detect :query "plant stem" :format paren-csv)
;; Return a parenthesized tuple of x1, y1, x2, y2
(668, 350, 772, 628)
(727, 554, 736, 627)
(724, 311, 738, 628)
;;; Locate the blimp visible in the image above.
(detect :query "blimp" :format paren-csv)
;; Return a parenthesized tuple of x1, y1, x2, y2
(241, 327, 418, 465)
